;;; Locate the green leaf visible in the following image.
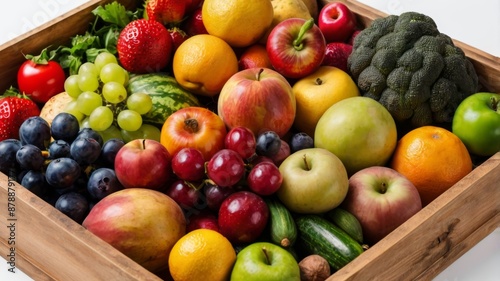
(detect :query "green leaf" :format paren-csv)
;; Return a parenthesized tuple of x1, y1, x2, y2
(92, 2, 130, 28)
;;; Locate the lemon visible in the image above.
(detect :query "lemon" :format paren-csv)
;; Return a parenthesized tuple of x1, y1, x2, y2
(202, 0, 274, 47)
(168, 229, 236, 281)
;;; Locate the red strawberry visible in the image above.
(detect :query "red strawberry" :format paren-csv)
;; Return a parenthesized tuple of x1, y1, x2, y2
(145, 0, 186, 26)
(0, 90, 41, 141)
(117, 19, 173, 74)
(321, 42, 353, 73)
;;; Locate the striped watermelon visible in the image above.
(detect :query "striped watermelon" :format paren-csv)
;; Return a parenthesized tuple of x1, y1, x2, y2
(127, 73, 200, 126)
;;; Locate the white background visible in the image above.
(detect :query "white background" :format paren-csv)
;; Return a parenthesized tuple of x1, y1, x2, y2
(1, 0, 499, 280)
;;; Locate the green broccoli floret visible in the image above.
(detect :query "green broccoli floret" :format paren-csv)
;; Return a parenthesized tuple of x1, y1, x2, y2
(348, 12, 479, 128)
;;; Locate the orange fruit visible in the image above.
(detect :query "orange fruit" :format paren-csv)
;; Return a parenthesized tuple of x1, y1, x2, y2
(390, 126, 473, 206)
(168, 229, 236, 281)
(292, 66, 360, 136)
(172, 34, 238, 97)
(238, 44, 273, 70)
(202, 0, 274, 47)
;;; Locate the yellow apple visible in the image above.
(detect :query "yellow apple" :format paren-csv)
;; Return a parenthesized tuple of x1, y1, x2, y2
(292, 66, 359, 136)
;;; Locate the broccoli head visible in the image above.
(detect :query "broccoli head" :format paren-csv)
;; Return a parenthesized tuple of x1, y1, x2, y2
(348, 12, 479, 128)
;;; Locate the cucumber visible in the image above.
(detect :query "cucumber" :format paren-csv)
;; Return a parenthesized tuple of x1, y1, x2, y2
(265, 197, 297, 248)
(295, 215, 364, 271)
(326, 207, 364, 244)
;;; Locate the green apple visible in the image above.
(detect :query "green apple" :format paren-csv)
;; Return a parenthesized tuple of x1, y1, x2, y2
(276, 147, 349, 214)
(452, 92, 500, 156)
(314, 96, 397, 175)
(230, 242, 300, 281)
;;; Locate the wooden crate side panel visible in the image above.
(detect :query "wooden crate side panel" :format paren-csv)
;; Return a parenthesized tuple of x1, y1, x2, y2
(327, 153, 500, 280)
(0, 0, 139, 93)
(0, 172, 161, 281)
(321, 0, 500, 93)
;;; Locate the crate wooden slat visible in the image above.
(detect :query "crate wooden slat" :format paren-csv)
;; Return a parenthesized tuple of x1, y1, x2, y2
(0, 0, 499, 280)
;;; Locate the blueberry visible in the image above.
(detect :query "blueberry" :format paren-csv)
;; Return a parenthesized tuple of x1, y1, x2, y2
(99, 138, 125, 167)
(19, 116, 51, 150)
(0, 139, 22, 174)
(21, 170, 48, 197)
(48, 140, 71, 159)
(55, 192, 89, 224)
(77, 128, 103, 147)
(70, 137, 101, 165)
(45, 157, 81, 189)
(16, 144, 44, 171)
(290, 132, 314, 153)
(51, 112, 80, 143)
(87, 168, 123, 201)
(255, 131, 281, 157)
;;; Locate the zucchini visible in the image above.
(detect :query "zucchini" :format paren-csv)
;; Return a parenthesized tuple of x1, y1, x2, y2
(265, 197, 297, 248)
(326, 207, 364, 244)
(295, 215, 364, 271)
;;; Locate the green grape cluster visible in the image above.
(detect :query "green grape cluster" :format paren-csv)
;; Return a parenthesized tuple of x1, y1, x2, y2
(63, 52, 156, 140)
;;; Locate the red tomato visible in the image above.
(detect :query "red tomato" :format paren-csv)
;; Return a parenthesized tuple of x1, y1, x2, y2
(17, 59, 66, 104)
(160, 107, 227, 161)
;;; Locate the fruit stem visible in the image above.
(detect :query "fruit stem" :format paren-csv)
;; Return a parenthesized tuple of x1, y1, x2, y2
(491, 96, 499, 112)
(315, 77, 323, 85)
(256, 68, 264, 81)
(379, 182, 387, 194)
(184, 118, 199, 133)
(141, 139, 146, 149)
(262, 247, 271, 265)
(302, 154, 311, 171)
(293, 18, 315, 51)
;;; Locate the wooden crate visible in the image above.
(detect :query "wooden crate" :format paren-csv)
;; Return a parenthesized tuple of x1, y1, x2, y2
(1, 0, 499, 280)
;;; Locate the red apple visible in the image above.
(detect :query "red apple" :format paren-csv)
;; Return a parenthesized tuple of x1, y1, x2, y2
(266, 18, 326, 79)
(318, 1, 357, 43)
(114, 139, 172, 190)
(342, 166, 422, 245)
(217, 68, 296, 138)
(82, 188, 186, 273)
(186, 211, 220, 232)
(182, 7, 208, 36)
(218, 191, 269, 244)
(160, 106, 227, 161)
(145, 0, 187, 26)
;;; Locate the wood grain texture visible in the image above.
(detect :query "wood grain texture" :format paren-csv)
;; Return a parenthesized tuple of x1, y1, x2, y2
(321, 0, 500, 92)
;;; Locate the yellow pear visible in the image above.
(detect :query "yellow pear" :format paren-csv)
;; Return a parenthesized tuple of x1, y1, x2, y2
(261, 0, 312, 43)
(301, 0, 319, 19)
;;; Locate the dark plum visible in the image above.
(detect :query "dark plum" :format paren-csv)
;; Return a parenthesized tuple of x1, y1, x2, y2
(50, 112, 80, 143)
(87, 168, 123, 201)
(45, 157, 81, 189)
(16, 144, 44, 171)
(0, 139, 22, 174)
(289, 132, 314, 153)
(48, 140, 71, 159)
(19, 116, 51, 150)
(70, 137, 101, 165)
(255, 130, 281, 157)
(54, 192, 89, 224)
